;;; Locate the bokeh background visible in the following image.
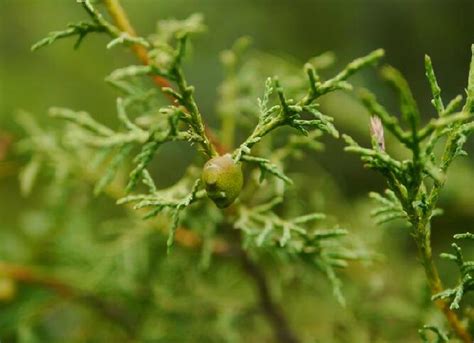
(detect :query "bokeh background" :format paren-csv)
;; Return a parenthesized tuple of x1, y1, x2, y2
(1, 0, 474, 342)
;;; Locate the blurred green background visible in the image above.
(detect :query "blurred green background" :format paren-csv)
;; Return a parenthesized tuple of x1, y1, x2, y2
(1, 0, 474, 342)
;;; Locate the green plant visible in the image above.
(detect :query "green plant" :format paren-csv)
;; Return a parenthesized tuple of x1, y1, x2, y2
(25, 0, 382, 253)
(344, 45, 474, 342)
(418, 325, 449, 343)
(8, 1, 385, 342)
(3, 1, 474, 342)
(433, 233, 474, 311)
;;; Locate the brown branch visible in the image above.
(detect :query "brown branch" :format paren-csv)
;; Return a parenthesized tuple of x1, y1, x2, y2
(229, 229, 300, 343)
(434, 291, 472, 343)
(174, 226, 229, 254)
(0, 131, 13, 161)
(0, 261, 137, 337)
(102, 0, 170, 89)
(102, 0, 227, 155)
(416, 238, 472, 343)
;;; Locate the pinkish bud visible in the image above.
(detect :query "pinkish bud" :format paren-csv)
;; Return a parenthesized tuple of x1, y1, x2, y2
(370, 116, 385, 151)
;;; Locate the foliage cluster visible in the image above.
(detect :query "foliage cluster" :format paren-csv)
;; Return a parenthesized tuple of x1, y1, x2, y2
(1, 1, 473, 342)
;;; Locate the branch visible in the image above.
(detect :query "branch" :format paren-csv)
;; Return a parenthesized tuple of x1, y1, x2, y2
(345, 45, 474, 343)
(102, 0, 168, 87)
(0, 261, 136, 337)
(229, 229, 299, 343)
(102, 0, 226, 154)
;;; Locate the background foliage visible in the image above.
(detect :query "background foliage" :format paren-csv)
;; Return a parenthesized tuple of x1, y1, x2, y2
(1, 1, 474, 342)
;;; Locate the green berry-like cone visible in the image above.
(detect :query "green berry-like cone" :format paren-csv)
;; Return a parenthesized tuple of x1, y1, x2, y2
(202, 154, 243, 208)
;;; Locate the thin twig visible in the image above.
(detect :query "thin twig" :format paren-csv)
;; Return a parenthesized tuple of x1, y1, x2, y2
(0, 262, 137, 337)
(415, 222, 472, 343)
(229, 229, 300, 343)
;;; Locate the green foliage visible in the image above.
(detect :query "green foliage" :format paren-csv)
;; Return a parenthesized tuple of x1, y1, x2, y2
(235, 197, 367, 306)
(233, 50, 384, 179)
(24, 0, 383, 256)
(119, 175, 204, 253)
(344, 45, 474, 233)
(31, 0, 121, 51)
(6, 0, 474, 342)
(344, 45, 474, 340)
(418, 325, 449, 343)
(433, 233, 474, 310)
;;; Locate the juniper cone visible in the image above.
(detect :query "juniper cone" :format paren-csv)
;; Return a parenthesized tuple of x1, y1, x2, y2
(202, 154, 244, 208)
